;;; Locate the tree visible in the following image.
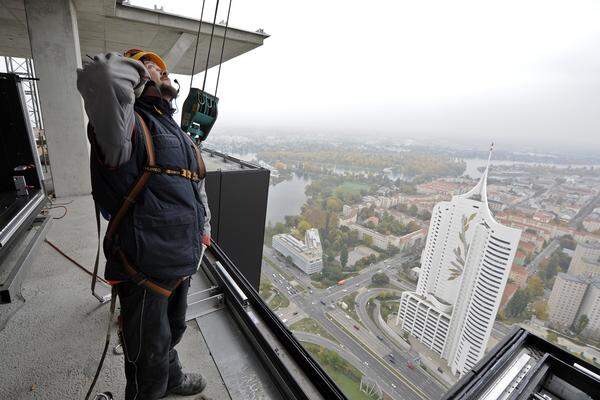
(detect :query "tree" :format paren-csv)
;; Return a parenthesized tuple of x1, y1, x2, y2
(573, 314, 589, 335)
(546, 331, 558, 343)
(372, 272, 390, 286)
(297, 220, 312, 236)
(506, 289, 530, 318)
(419, 210, 432, 221)
(363, 235, 373, 247)
(532, 301, 548, 320)
(326, 197, 343, 212)
(526, 276, 544, 298)
(559, 235, 576, 250)
(408, 205, 418, 216)
(340, 247, 349, 268)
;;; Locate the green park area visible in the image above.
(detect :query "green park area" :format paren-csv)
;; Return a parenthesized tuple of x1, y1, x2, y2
(335, 181, 370, 196)
(259, 279, 274, 301)
(341, 292, 362, 324)
(269, 293, 290, 310)
(302, 343, 372, 400)
(290, 318, 338, 344)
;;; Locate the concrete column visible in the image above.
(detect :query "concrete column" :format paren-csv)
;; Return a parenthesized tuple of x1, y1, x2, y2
(24, 0, 91, 197)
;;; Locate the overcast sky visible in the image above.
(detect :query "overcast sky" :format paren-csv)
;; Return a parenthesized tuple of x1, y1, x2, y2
(132, 0, 600, 152)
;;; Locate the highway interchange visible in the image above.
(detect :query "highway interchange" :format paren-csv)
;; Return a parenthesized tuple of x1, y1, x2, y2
(261, 246, 447, 400)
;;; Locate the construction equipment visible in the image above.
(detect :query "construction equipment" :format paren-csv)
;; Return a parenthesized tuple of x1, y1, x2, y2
(180, 0, 232, 143)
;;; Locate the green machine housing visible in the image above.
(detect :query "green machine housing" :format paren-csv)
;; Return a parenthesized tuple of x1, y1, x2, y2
(180, 88, 219, 142)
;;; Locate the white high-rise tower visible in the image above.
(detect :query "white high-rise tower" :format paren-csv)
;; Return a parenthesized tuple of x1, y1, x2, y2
(396, 145, 521, 377)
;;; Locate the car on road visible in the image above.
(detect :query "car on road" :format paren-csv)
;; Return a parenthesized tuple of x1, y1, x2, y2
(377, 335, 384, 341)
(320, 300, 326, 306)
(364, 361, 369, 366)
(353, 325, 360, 331)
(293, 311, 299, 315)
(391, 383, 397, 389)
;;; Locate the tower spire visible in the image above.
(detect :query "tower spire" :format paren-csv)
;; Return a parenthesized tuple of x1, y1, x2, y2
(478, 142, 494, 203)
(457, 142, 494, 206)
(483, 142, 494, 177)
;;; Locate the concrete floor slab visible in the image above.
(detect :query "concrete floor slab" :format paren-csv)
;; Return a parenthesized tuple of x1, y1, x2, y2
(0, 195, 229, 399)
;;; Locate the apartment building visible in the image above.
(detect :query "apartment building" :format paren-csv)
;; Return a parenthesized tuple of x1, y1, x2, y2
(272, 228, 323, 274)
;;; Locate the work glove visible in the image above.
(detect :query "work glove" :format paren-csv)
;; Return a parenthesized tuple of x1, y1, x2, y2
(202, 235, 211, 247)
(78, 52, 149, 102)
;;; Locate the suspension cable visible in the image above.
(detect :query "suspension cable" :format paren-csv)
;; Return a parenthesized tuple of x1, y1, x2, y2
(214, 0, 233, 97)
(189, 0, 207, 91)
(201, 0, 220, 93)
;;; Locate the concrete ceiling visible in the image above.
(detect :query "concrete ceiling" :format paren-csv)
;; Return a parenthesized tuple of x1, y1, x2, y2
(0, 0, 268, 74)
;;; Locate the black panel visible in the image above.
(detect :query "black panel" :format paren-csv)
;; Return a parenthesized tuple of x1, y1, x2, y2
(0, 73, 45, 253)
(0, 73, 41, 193)
(204, 164, 269, 290)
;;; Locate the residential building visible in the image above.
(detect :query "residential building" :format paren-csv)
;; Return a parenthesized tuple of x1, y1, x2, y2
(518, 241, 536, 258)
(509, 264, 528, 288)
(568, 241, 600, 279)
(578, 280, 600, 340)
(548, 273, 600, 340)
(397, 228, 427, 251)
(582, 209, 600, 233)
(366, 216, 380, 226)
(396, 153, 521, 377)
(533, 210, 555, 224)
(547, 273, 588, 329)
(342, 204, 354, 217)
(272, 229, 323, 274)
(514, 250, 527, 266)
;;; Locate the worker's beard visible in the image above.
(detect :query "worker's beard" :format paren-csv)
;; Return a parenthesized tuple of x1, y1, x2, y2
(159, 82, 178, 100)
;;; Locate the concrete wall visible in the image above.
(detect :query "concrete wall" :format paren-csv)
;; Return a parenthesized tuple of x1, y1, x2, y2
(25, 0, 91, 197)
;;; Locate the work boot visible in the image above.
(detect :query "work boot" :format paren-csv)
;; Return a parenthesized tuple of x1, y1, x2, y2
(165, 373, 206, 397)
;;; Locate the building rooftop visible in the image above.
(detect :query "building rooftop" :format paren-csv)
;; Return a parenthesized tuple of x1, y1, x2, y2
(556, 272, 589, 284)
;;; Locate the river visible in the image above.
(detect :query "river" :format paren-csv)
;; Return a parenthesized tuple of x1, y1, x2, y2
(462, 158, 600, 179)
(266, 174, 311, 224)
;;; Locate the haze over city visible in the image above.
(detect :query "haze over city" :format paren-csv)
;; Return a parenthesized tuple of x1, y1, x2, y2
(132, 0, 600, 152)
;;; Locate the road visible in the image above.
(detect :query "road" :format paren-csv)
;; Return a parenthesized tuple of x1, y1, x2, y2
(527, 239, 559, 276)
(569, 192, 600, 227)
(354, 288, 447, 397)
(293, 332, 377, 380)
(261, 252, 444, 400)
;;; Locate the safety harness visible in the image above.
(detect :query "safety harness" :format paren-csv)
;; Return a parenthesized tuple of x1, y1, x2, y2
(90, 111, 206, 300)
(85, 111, 206, 400)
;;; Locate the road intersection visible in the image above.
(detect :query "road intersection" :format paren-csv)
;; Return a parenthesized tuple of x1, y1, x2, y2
(261, 248, 445, 400)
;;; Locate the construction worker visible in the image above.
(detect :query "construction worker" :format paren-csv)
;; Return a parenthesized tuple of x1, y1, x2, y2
(77, 50, 211, 399)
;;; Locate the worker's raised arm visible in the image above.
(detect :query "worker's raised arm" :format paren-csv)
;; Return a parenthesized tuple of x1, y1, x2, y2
(77, 52, 149, 167)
